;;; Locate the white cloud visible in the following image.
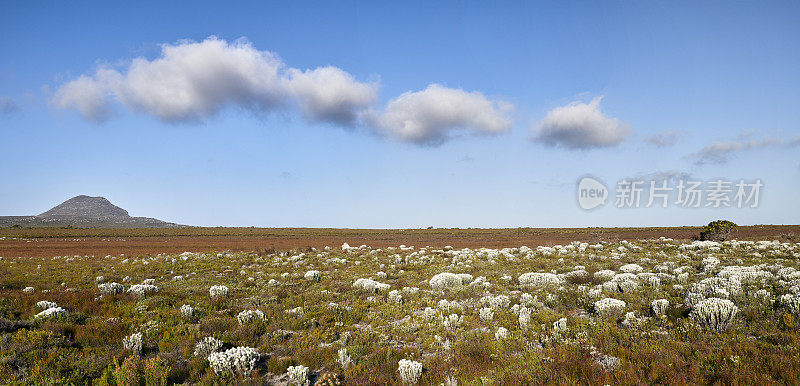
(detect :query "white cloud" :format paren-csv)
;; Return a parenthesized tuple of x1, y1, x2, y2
(51, 37, 374, 125)
(689, 134, 798, 165)
(116, 38, 285, 122)
(52, 37, 515, 146)
(369, 84, 514, 145)
(51, 71, 119, 121)
(533, 97, 631, 149)
(644, 130, 679, 147)
(284, 66, 378, 125)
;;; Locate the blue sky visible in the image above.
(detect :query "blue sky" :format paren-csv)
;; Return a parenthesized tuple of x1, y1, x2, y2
(1, 1, 798, 227)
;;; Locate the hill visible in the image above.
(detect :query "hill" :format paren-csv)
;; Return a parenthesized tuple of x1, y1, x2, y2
(0, 195, 182, 228)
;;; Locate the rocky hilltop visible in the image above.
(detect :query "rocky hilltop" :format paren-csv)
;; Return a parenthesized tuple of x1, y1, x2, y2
(0, 195, 182, 228)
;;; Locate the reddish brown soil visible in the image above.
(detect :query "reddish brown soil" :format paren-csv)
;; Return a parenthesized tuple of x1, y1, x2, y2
(0, 225, 797, 258)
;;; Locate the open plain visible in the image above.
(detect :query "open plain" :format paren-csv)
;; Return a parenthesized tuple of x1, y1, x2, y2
(1, 225, 798, 258)
(1, 226, 800, 384)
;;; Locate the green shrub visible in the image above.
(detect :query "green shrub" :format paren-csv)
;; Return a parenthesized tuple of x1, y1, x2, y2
(700, 220, 738, 241)
(95, 364, 117, 386)
(115, 355, 142, 386)
(143, 356, 169, 386)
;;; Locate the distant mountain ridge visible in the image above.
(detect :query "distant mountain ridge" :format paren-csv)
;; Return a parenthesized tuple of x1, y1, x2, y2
(0, 195, 182, 228)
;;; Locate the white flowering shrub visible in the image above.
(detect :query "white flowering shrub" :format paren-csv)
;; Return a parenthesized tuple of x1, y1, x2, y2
(180, 304, 194, 319)
(441, 313, 462, 332)
(457, 273, 474, 284)
(691, 297, 738, 332)
(286, 306, 304, 316)
(595, 355, 620, 372)
(208, 346, 259, 376)
(594, 270, 616, 282)
(123, 332, 143, 353)
(651, 299, 669, 317)
(520, 292, 534, 305)
(702, 257, 720, 272)
(437, 299, 462, 312)
(684, 277, 741, 308)
(620, 264, 643, 273)
(353, 278, 390, 293)
(519, 272, 563, 287)
(37, 300, 58, 310)
(780, 294, 800, 314)
(23, 287, 34, 293)
(398, 359, 423, 385)
(479, 307, 494, 323)
(594, 298, 626, 318)
(402, 286, 419, 294)
(519, 306, 531, 330)
(98, 282, 123, 295)
(481, 294, 510, 310)
(422, 307, 437, 320)
(337, 348, 352, 369)
(127, 284, 158, 298)
(553, 317, 568, 332)
(495, 326, 509, 340)
(565, 269, 589, 284)
(622, 312, 639, 327)
(429, 272, 463, 290)
(237, 309, 265, 325)
(685, 292, 706, 309)
(287, 364, 310, 386)
(752, 289, 771, 307)
(209, 285, 229, 299)
(35, 306, 66, 320)
(388, 289, 403, 304)
(304, 270, 320, 281)
(194, 336, 223, 357)
(603, 274, 639, 293)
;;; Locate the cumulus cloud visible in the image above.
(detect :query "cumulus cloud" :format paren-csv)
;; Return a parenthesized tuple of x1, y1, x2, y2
(689, 134, 799, 165)
(52, 70, 119, 121)
(0, 96, 20, 115)
(116, 38, 285, 122)
(532, 96, 631, 150)
(284, 66, 378, 125)
(368, 84, 513, 145)
(644, 130, 679, 147)
(51, 37, 374, 125)
(51, 37, 513, 146)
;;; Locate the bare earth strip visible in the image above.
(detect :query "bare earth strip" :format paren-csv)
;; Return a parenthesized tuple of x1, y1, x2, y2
(0, 225, 797, 258)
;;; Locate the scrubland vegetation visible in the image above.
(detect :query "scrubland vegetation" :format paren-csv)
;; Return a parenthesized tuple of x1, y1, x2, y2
(1, 237, 800, 384)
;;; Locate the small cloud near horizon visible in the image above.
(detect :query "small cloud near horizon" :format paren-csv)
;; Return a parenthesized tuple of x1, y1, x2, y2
(644, 130, 679, 147)
(688, 132, 800, 165)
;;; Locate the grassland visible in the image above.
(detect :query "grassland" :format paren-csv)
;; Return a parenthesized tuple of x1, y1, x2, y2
(0, 225, 797, 258)
(0, 227, 799, 384)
